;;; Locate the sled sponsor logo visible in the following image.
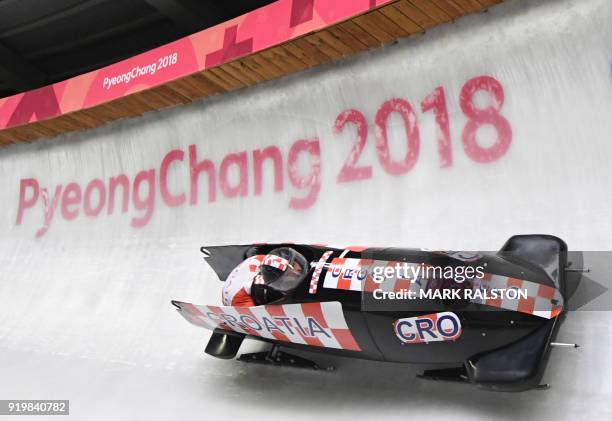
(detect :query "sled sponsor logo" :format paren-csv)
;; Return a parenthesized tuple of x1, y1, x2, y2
(329, 263, 369, 282)
(323, 258, 371, 291)
(394, 312, 462, 344)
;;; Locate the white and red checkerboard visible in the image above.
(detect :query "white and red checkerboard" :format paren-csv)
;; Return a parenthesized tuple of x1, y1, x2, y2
(320, 257, 563, 320)
(322, 257, 425, 293)
(309, 250, 334, 294)
(263, 254, 289, 271)
(472, 274, 564, 319)
(175, 301, 361, 351)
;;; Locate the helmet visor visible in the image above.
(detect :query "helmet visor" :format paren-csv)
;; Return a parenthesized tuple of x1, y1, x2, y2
(260, 248, 309, 292)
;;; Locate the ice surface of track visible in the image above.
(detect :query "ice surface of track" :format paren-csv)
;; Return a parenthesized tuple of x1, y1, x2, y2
(1, 0, 612, 419)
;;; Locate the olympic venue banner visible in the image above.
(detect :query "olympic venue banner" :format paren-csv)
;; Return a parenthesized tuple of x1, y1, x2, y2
(0, 0, 393, 130)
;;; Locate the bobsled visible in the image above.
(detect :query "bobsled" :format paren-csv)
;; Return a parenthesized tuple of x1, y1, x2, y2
(172, 234, 580, 392)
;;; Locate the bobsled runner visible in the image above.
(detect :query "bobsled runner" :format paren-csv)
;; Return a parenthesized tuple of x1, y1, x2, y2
(172, 234, 581, 392)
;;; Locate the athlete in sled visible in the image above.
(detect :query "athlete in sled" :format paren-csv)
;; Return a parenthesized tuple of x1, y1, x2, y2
(172, 235, 581, 392)
(220, 247, 308, 307)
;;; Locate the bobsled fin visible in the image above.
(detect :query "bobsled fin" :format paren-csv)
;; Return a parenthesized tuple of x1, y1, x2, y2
(199, 245, 253, 281)
(465, 318, 558, 391)
(205, 328, 245, 359)
(500, 234, 567, 292)
(172, 300, 220, 330)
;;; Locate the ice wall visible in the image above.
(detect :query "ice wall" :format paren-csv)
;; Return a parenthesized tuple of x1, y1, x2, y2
(1, 0, 611, 419)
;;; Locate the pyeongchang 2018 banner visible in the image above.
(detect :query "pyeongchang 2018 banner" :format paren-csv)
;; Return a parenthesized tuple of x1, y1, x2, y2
(2, 0, 612, 250)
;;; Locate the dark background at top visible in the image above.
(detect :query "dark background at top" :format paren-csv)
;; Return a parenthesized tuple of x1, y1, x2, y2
(0, 0, 275, 98)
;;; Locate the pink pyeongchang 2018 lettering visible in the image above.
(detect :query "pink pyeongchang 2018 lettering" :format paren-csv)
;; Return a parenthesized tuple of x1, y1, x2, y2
(15, 75, 512, 237)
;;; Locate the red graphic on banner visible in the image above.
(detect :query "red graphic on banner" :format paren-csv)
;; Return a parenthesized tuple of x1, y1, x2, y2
(290, 0, 315, 27)
(205, 26, 254, 68)
(8, 86, 60, 127)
